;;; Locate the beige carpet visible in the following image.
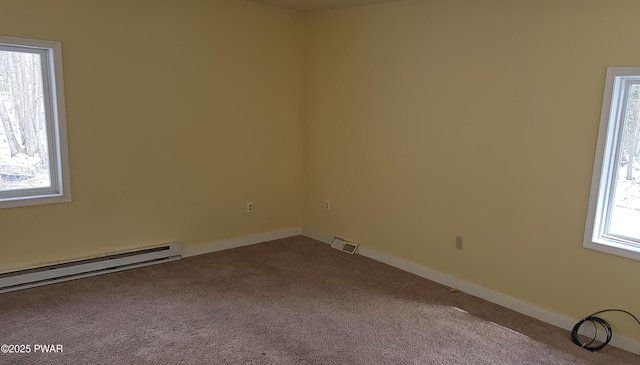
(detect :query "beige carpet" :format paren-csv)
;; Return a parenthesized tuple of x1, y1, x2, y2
(1, 235, 638, 364)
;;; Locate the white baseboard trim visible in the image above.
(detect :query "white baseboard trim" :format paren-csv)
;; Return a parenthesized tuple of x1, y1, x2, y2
(301, 226, 333, 245)
(182, 227, 302, 258)
(301, 227, 640, 355)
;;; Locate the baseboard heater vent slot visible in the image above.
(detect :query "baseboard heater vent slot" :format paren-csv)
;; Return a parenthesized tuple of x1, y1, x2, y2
(0, 242, 182, 293)
(331, 237, 358, 254)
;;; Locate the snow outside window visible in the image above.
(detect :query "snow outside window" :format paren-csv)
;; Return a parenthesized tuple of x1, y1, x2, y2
(585, 67, 640, 261)
(0, 36, 70, 208)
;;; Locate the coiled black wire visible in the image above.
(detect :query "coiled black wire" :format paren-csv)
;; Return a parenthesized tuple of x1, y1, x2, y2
(571, 309, 640, 352)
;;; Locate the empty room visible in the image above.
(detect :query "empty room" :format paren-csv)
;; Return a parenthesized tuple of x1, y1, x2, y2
(1, 0, 639, 363)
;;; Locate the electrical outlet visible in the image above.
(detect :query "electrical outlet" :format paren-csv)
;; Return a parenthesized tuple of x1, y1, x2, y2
(456, 236, 463, 250)
(324, 200, 330, 211)
(247, 201, 254, 213)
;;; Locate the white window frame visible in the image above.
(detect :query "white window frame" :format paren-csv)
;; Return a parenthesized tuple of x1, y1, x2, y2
(584, 67, 640, 261)
(0, 35, 71, 209)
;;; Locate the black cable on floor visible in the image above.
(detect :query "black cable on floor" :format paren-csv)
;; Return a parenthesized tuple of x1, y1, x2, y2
(571, 309, 640, 352)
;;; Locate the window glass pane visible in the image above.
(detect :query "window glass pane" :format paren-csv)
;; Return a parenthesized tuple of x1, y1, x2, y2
(608, 83, 640, 241)
(0, 49, 51, 192)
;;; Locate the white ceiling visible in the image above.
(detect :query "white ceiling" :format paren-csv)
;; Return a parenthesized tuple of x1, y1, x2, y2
(248, 0, 404, 11)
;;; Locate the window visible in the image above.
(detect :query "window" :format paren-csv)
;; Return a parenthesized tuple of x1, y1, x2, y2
(0, 36, 70, 208)
(585, 67, 640, 260)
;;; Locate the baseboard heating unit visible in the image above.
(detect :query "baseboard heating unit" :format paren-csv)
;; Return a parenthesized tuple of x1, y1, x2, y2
(0, 242, 182, 294)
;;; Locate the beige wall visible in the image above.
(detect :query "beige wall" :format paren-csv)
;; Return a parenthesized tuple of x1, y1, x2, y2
(2, 0, 639, 344)
(304, 0, 640, 342)
(0, 0, 305, 270)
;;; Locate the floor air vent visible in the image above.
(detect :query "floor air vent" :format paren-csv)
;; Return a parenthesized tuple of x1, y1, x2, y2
(331, 237, 358, 254)
(0, 243, 182, 293)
